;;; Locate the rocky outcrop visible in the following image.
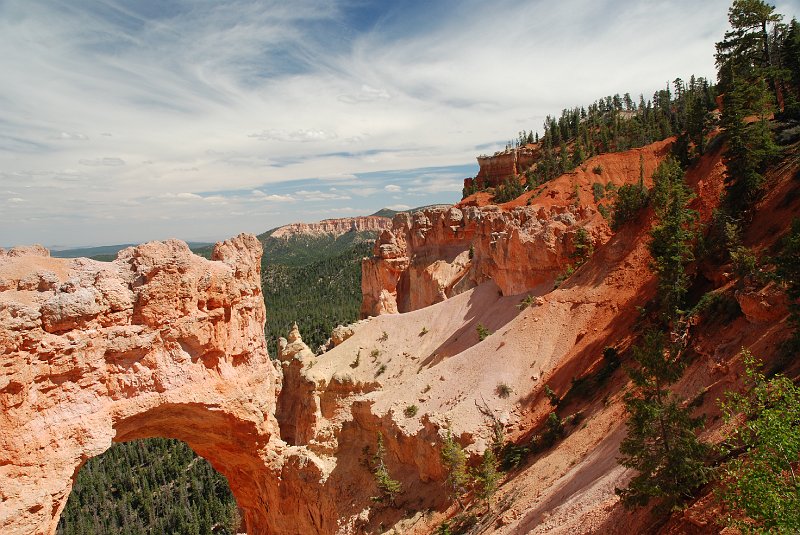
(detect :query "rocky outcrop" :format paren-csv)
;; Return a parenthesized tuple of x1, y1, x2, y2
(0, 236, 341, 535)
(467, 145, 540, 190)
(270, 216, 392, 239)
(361, 204, 597, 317)
(363, 140, 675, 317)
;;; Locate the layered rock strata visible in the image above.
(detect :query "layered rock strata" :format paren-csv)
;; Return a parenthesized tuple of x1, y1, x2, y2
(270, 216, 392, 239)
(360, 204, 594, 317)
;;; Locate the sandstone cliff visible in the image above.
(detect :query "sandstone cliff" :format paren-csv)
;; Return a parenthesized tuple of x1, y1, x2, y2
(269, 216, 392, 239)
(465, 145, 541, 191)
(362, 139, 673, 317)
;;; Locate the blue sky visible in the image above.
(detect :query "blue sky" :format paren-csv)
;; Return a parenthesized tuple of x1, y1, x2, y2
(1, 0, 796, 247)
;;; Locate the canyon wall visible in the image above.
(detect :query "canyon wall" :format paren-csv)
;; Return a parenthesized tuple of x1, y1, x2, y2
(362, 140, 673, 317)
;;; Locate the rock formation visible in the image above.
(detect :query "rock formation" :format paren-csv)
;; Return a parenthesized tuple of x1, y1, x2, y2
(269, 216, 392, 239)
(465, 145, 541, 191)
(361, 140, 673, 317)
(0, 235, 337, 535)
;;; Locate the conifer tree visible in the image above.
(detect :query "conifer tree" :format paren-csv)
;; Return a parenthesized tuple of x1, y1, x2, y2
(616, 331, 711, 508)
(648, 158, 698, 323)
(371, 433, 402, 506)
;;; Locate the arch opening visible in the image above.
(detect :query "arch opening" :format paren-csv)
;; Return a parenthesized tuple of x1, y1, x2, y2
(57, 438, 241, 535)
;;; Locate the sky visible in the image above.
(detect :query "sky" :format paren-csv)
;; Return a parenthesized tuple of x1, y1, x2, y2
(1, 0, 798, 248)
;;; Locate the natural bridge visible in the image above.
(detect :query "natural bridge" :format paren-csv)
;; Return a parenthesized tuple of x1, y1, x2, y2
(0, 235, 336, 535)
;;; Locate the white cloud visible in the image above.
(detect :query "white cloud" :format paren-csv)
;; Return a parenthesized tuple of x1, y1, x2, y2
(384, 184, 402, 192)
(248, 129, 338, 142)
(338, 84, 391, 104)
(251, 191, 295, 202)
(51, 131, 88, 141)
(78, 157, 125, 167)
(294, 190, 351, 201)
(386, 204, 410, 211)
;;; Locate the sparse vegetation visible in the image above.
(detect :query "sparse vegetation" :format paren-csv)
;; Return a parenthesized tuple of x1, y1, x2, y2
(471, 448, 501, 511)
(379, 331, 389, 342)
(419, 326, 429, 336)
(592, 165, 603, 175)
(553, 265, 575, 289)
(592, 181, 605, 202)
(404, 405, 419, 417)
(496, 382, 512, 398)
(476, 323, 492, 341)
(440, 430, 469, 507)
(517, 294, 537, 310)
(371, 433, 403, 506)
(544, 384, 560, 407)
(351, 352, 361, 368)
(376, 363, 387, 377)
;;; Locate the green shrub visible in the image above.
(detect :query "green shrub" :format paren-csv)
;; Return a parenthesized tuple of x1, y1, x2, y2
(544, 384, 560, 406)
(592, 182, 605, 202)
(716, 352, 800, 532)
(440, 430, 469, 505)
(476, 323, 492, 341)
(592, 165, 603, 175)
(371, 433, 403, 505)
(404, 404, 419, 417)
(611, 183, 648, 230)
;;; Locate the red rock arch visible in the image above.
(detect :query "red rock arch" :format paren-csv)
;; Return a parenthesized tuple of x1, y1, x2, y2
(0, 236, 329, 535)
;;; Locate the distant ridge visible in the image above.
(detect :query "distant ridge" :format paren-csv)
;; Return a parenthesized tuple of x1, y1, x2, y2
(268, 216, 391, 240)
(51, 242, 213, 261)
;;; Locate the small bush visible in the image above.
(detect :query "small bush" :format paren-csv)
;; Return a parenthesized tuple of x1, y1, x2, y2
(476, 323, 492, 341)
(517, 295, 537, 310)
(371, 433, 403, 505)
(370, 348, 381, 360)
(379, 331, 389, 342)
(592, 165, 603, 175)
(404, 404, 419, 417)
(350, 352, 360, 368)
(419, 326, 429, 336)
(496, 382, 512, 398)
(553, 265, 575, 289)
(592, 182, 605, 202)
(376, 363, 387, 376)
(544, 384, 560, 406)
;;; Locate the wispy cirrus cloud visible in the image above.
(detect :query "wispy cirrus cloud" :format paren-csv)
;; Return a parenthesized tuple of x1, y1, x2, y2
(0, 0, 746, 246)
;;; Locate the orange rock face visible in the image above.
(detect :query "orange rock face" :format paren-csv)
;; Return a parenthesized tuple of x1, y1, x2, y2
(362, 140, 674, 317)
(0, 235, 338, 535)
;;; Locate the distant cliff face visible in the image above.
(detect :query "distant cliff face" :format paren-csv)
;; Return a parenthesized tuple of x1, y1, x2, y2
(269, 216, 392, 239)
